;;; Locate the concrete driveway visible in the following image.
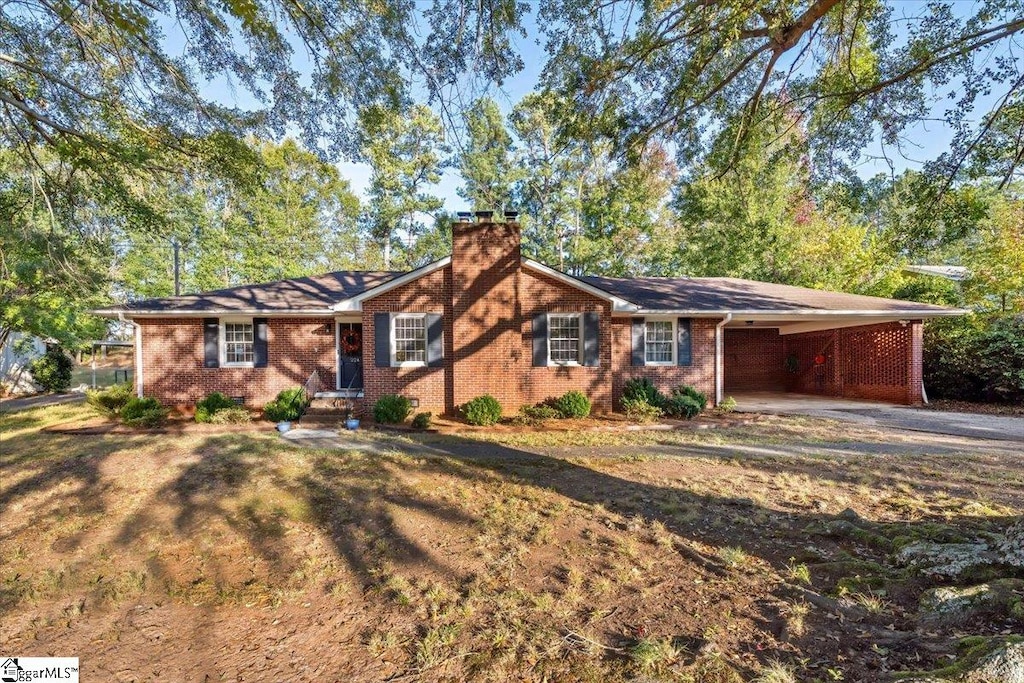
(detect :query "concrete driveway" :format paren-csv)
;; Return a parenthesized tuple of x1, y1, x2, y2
(732, 392, 1024, 443)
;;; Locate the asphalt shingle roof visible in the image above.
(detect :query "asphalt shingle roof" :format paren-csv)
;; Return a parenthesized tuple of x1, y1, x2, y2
(119, 270, 401, 312)
(578, 275, 954, 313)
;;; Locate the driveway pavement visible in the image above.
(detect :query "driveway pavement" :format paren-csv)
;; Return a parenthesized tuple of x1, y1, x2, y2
(0, 392, 86, 413)
(732, 392, 1024, 443)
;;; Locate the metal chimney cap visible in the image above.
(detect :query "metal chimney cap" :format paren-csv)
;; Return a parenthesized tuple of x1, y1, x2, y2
(474, 210, 494, 220)
(503, 210, 519, 220)
(455, 211, 474, 222)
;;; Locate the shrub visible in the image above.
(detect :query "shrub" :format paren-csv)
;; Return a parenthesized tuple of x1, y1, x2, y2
(622, 377, 664, 407)
(671, 384, 707, 411)
(86, 382, 133, 416)
(208, 406, 252, 424)
(717, 396, 738, 413)
(924, 314, 1024, 403)
(662, 394, 701, 419)
(373, 394, 413, 424)
(622, 397, 662, 423)
(462, 394, 502, 426)
(412, 412, 433, 429)
(29, 346, 73, 392)
(520, 403, 560, 420)
(195, 391, 237, 423)
(120, 397, 169, 427)
(264, 387, 309, 423)
(553, 390, 592, 418)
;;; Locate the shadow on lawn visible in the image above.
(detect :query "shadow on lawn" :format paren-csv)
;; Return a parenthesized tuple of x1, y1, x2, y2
(4, 421, 1022, 678)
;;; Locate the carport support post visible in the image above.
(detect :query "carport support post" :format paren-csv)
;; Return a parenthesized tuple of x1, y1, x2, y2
(715, 314, 732, 406)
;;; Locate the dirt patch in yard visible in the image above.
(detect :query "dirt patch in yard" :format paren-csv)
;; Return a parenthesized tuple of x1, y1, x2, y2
(2, 404, 1022, 682)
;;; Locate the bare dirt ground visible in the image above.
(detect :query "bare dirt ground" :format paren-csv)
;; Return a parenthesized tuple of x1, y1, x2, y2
(1, 404, 1021, 682)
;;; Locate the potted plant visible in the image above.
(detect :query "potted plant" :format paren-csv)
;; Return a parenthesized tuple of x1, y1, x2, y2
(343, 401, 360, 430)
(264, 395, 300, 432)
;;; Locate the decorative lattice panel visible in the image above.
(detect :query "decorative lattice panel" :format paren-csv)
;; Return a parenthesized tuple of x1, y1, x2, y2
(842, 325, 910, 388)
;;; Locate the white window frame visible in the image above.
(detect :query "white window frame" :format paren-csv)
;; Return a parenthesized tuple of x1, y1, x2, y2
(547, 312, 583, 366)
(220, 317, 255, 368)
(390, 313, 428, 367)
(644, 317, 676, 366)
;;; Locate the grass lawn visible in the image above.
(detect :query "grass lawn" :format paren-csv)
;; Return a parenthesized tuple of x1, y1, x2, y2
(1, 404, 1021, 682)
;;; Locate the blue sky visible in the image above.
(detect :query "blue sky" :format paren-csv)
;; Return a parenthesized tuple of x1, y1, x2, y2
(160, 4, 990, 212)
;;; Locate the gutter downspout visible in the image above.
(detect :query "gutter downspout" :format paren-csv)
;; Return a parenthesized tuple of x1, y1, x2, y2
(119, 313, 143, 398)
(715, 314, 732, 406)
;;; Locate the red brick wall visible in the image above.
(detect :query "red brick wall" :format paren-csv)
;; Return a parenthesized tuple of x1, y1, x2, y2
(139, 317, 335, 407)
(723, 328, 785, 392)
(610, 318, 718, 409)
(361, 267, 452, 413)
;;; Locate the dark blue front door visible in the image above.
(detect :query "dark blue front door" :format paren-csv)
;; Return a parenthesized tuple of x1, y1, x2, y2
(338, 323, 363, 390)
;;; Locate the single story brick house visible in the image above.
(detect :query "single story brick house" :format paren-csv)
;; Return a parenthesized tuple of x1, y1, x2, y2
(95, 213, 963, 413)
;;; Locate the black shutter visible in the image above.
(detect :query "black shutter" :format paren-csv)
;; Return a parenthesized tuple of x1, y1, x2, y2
(583, 312, 600, 367)
(426, 313, 444, 367)
(532, 312, 548, 366)
(677, 318, 692, 366)
(253, 318, 269, 368)
(203, 318, 219, 368)
(631, 318, 645, 367)
(374, 313, 391, 367)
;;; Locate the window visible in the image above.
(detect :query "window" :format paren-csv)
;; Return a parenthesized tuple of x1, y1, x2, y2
(392, 314, 426, 365)
(548, 313, 582, 364)
(222, 320, 254, 366)
(644, 319, 675, 365)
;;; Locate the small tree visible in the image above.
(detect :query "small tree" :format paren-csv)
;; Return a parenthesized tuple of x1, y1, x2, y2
(30, 346, 74, 392)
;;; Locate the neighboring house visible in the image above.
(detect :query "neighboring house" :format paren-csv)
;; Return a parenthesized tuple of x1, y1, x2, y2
(94, 213, 963, 412)
(0, 333, 46, 395)
(903, 264, 970, 282)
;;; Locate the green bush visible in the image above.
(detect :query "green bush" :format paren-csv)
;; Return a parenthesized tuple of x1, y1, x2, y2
(717, 396, 738, 413)
(208, 406, 252, 424)
(120, 397, 169, 427)
(662, 394, 701, 419)
(86, 382, 134, 416)
(373, 394, 413, 424)
(29, 346, 73, 392)
(622, 377, 664, 407)
(462, 394, 503, 426)
(412, 411, 433, 429)
(195, 391, 237, 423)
(554, 390, 592, 418)
(671, 384, 707, 411)
(622, 397, 662, 423)
(263, 387, 309, 423)
(520, 403, 560, 420)
(924, 314, 1024, 403)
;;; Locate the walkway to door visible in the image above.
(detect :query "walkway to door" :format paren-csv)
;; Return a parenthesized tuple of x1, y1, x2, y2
(731, 392, 1024, 443)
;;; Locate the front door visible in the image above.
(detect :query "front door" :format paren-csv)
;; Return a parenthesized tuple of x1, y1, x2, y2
(338, 322, 364, 391)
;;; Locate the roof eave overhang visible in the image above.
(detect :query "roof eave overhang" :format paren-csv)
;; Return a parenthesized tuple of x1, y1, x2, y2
(521, 258, 639, 312)
(332, 256, 452, 312)
(91, 308, 337, 319)
(617, 308, 968, 318)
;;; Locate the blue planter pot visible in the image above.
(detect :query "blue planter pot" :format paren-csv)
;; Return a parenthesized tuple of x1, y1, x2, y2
(276, 421, 292, 433)
(345, 418, 360, 430)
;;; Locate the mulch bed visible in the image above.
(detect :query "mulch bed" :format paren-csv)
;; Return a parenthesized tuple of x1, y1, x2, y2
(920, 399, 1024, 416)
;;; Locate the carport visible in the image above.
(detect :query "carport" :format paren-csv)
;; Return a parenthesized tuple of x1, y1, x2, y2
(722, 318, 927, 404)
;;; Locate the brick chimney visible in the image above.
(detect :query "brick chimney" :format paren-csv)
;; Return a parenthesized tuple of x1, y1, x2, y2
(450, 211, 523, 409)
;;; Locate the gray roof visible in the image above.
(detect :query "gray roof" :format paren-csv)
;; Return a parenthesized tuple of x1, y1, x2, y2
(117, 270, 401, 313)
(100, 265, 957, 316)
(579, 275, 955, 314)
(904, 264, 970, 282)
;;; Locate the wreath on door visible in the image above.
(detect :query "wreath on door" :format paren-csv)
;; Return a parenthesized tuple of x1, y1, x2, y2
(340, 329, 362, 354)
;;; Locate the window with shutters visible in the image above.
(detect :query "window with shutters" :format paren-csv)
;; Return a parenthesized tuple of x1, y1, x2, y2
(220, 319, 254, 367)
(391, 314, 427, 366)
(547, 313, 582, 365)
(644, 319, 675, 365)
